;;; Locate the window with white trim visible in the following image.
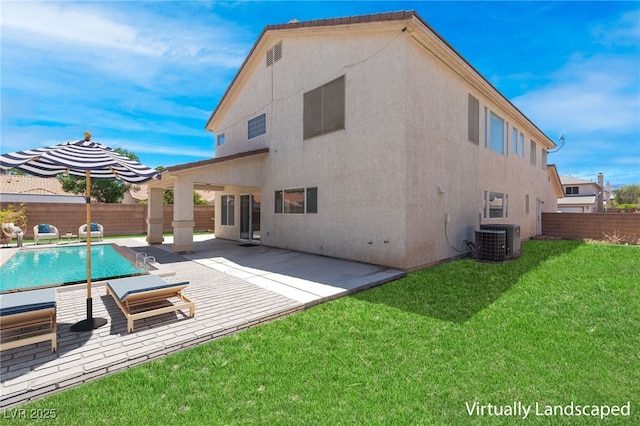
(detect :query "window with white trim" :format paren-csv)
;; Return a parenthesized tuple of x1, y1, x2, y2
(216, 133, 225, 146)
(274, 187, 318, 214)
(489, 112, 505, 155)
(221, 195, 235, 226)
(484, 191, 508, 219)
(530, 140, 537, 165)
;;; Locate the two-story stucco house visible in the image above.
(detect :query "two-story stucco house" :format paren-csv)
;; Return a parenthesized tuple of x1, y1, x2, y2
(146, 11, 559, 270)
(558, 173, 611, 213)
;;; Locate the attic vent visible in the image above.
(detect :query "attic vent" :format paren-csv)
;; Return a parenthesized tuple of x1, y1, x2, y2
(266, 41, 283, 67)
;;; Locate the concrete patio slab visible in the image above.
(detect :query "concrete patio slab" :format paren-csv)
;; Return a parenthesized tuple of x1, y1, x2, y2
(1, 235, 404, 410)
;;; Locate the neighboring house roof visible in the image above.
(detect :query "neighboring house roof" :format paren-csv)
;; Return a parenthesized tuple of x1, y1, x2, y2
(129, 185, 216, 204)
(0, 193, 85, 204)
(0, 175, 67, 195)
(557, 196, 596, 206)
(560, 175, 599, 187)
(205, 10, 555, 150)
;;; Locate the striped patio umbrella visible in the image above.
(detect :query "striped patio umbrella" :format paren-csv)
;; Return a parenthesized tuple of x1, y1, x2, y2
(0, 132, 161, 331)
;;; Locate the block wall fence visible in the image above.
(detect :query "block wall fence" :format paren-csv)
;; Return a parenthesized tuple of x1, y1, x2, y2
(542, 212, 640, 244)
(0, 202, 214, 239)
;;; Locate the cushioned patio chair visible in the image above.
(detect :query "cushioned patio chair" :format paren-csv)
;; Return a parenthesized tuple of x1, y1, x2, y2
(2, 223, 24, 247)
(79, 223, 104, 241)
(106, 275, 195, 333)
(33, 223, 60, 245)
(0, 288, 58, 352)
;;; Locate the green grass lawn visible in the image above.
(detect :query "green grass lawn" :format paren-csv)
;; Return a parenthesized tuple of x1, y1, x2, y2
(4, 240, 639, 425)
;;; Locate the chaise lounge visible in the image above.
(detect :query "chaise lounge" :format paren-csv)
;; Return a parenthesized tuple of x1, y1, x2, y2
(34, 223, 60, 245)
(0, 288, 58, 352)
(106, 275, 195, 333)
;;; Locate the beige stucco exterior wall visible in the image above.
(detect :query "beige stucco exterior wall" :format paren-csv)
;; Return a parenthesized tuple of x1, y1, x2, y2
(402, 36, 556, 269)
(208, 19, 557, 270)
(213, 26, 411, 267)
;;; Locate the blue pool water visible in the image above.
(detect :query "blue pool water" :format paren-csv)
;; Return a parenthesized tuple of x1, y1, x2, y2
(0, 244, 144, 293)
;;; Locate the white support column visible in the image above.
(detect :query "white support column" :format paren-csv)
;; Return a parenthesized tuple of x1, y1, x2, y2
(146, 187, 164, 244)
(172, 178, 195, 253)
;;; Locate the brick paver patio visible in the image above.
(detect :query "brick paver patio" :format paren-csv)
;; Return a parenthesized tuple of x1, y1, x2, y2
(1, 236, 403, 409)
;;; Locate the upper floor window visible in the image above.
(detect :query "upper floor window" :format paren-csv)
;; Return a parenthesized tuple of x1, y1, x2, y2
(248, 113, 266, 139)
(566, 186, 579, 195)
(530, 140, 537, 165)
(303, 76, 345, 140)
(489, 112, 505, 155)
(519, 132, 525, 158)
(216, 133, 225, 146)
(541, 149, 548, 170)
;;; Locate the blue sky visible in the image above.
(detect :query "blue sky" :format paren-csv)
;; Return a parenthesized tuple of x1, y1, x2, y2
(1, 1, 639, 186)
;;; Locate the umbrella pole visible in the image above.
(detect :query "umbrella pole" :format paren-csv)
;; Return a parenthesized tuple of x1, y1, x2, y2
(71, 171, 108, 332)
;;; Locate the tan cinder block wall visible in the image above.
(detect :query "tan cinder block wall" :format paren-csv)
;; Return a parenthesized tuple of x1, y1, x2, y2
(0, 202, 214, 239)
(542, 213, 640, 243)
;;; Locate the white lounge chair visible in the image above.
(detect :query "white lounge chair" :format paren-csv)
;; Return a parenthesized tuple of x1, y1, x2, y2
(0, 288, 58, 352)
(106, 275, 195, 332)
(79, 223, 104, 241)
(33, 224, 60, 245)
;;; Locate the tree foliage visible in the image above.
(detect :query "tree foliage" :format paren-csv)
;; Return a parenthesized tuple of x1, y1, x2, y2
(0, 203, 28, 230)
(614, 184, 640, 205)
(58, 147, 138, 203)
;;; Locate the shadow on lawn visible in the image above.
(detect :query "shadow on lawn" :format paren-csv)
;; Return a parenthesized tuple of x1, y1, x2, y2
(353, 239, 584, 323)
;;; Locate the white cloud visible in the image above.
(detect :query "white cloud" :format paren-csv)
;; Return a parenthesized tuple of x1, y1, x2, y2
(512, 54, 639, 136)
(1, 2, 249, 66)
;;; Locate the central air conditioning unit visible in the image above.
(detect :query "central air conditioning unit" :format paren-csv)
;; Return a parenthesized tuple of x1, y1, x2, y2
(480, 224, 521, 259)
(475, 230, 506, 262)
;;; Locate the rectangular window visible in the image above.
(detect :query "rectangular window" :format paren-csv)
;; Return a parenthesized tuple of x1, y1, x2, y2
(519, 133, 525, 158)
(484, 191, 507, 219)
(217, 133, 225, 146)
(512, 128, 518, 155)
(304, 75, 345, 140)
(274, 190, 283, 213)
(526, 194, 530, 214)
(541, 149, 547, 170)
(490, 112, 505, 155)
(468, 94, 480, 145)
(284, 189, 305, 214)
(274, 187, 317, 214)
(566, 186, 579, 195)
(306, 187, 318, 213)
(530, 140, 537, 165)
(221, 195, 235, 226)
(483, 107, 488, 147)
(248, 113, 266, 139)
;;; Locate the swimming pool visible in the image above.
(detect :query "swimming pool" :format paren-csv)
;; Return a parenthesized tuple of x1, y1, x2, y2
(0, 244, 145, 293)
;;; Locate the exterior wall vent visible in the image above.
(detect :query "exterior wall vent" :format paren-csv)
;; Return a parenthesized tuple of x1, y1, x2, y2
(266, 41, 283, 67)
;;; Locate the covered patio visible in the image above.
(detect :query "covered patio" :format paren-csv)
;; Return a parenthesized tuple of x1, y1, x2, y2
(146, 149, 268, 253)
